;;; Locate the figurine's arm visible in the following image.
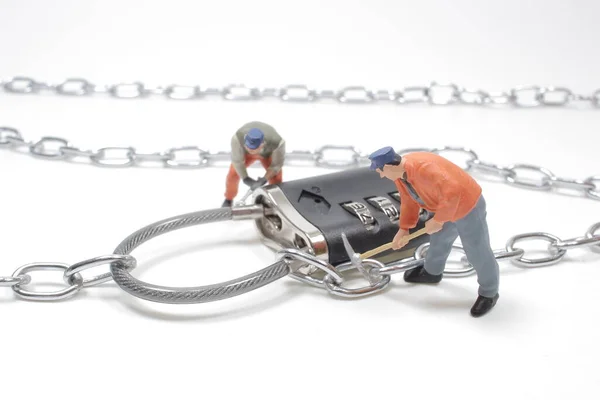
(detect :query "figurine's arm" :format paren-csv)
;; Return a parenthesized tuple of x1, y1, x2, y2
(420, 163, 461, 223)
(231, 135, 249, 179)
(395, 182, 420, 230)
(265, 139, 286, 180)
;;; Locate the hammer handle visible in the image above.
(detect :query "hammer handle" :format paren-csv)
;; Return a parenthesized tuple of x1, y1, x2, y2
(359, 228, 428, 260)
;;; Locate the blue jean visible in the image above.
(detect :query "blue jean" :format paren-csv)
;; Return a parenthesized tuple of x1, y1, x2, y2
(424, 195, 499, 297)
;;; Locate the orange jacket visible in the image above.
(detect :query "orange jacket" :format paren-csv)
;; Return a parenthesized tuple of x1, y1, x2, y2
(395, 152, 482, 230)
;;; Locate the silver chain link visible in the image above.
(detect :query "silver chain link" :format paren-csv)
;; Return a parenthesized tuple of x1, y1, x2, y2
(1, 76, 599, 302)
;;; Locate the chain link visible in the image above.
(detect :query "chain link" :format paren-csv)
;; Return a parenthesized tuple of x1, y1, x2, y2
(55, 78, 94, 96)
(459, 88, 489, 105)
(107, 82, 148, 98)
(164, 146, 210, 168)
(315, 145, 362, 168)
(0, 127, 22, 148)
(505, 232, 567, 267)
(323, 259, 390, 297)
(279, 85, 315, 102)
(63, 254, 136, 288)
(3, 76, 42, 93)
(427, 82, 460, 105)
(30, 136, 70, 159)
(467, 159, 512, 177)
(91, 147, 137, 167)
(431, 146, 479, 171)
(11, 263, 84, 301)
(278, 248, 343, 288)
(505, 164, 556, 190)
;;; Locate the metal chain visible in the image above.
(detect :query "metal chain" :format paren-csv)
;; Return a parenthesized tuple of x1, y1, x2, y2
(2, 76, 599, 106)
(7, 255, 136, 301)
(1, 77, 599, 169)
(0, 126, 369, 169)
(2, 130, 600, 201)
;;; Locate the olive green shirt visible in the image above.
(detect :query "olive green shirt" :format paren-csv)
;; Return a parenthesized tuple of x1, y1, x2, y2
(231, 121, 285, 179)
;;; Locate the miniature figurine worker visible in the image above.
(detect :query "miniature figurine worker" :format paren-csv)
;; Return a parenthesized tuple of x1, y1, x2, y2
(222, 121, 285, 207)
(369, 146, 500, 317)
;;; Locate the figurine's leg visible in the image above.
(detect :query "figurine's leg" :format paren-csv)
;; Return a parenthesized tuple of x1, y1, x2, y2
(270, 169, 283, 184)
(259, 157, 283, 184)
(404, 222, 457, 283)
(269, 169, 283, 185)
(224, 164, 241, 201)
(423, 221, 459, 275)
(455, 196, 499, 298)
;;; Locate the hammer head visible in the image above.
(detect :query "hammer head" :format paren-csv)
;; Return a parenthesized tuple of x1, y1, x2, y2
(341, 232, 361, 266)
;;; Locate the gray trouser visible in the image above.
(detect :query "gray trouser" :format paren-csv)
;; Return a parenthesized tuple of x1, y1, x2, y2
(423, 195, 499, 297)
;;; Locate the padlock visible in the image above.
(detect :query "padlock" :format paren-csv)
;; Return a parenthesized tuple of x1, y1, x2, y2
(252, 167, 431, 266)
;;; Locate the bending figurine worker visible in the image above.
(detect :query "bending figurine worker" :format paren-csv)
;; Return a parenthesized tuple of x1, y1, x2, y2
(222, 121, 285, 207)
(368, 146, 500, 317)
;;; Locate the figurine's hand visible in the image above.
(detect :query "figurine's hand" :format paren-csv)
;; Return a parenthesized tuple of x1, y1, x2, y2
(251, 177, 267, 190)
(243, 177, 257, 188)
(425, 219, 444, 234)
(392, 229, 410, 250)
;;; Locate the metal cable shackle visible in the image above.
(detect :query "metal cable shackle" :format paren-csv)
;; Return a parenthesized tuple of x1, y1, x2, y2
(110, 206, 291, 304)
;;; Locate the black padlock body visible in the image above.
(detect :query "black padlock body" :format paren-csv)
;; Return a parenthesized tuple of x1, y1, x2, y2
(276, 167, 430, 265)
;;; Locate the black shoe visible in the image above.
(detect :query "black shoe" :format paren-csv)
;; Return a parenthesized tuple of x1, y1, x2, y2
(221, 199, 233, 208)
(470, 294, 499, 317)
(403, 266, 442, 284)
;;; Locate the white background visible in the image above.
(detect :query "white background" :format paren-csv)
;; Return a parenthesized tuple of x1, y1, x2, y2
(1, 1, 599, 399)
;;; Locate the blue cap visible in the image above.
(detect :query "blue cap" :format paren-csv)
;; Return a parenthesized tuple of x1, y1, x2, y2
(368, 146, 399, 170)
(244, 128, 265, 150)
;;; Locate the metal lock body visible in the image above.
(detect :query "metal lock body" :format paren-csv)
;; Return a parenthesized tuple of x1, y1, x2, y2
(253, 167, 431, 266)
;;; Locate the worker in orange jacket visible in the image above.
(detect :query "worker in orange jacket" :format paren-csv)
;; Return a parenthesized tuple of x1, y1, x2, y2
(368, 146, 500, 317)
